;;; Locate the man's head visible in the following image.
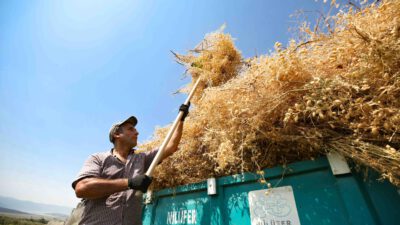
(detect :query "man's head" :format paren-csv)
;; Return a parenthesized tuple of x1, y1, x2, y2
(109, 116, 139, 147)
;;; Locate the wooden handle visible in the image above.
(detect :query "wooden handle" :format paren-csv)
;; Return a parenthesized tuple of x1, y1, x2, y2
(145, 78, 201, 177)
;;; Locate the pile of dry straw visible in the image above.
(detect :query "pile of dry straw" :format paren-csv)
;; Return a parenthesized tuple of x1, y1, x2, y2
(141, 0, 400, 189)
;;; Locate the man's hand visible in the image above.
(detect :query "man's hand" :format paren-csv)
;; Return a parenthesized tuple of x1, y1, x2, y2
(128, 175, 152, 193)
(179, 102, 190, 121)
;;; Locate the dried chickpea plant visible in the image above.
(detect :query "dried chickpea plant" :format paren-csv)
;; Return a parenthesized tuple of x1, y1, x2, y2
(140, 0, 400, 189)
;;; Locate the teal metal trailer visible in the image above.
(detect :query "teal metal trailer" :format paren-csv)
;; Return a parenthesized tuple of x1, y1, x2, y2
(142, 157, 400, 225)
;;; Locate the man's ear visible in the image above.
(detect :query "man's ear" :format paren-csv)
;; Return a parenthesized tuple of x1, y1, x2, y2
(113, 132, 122, 141)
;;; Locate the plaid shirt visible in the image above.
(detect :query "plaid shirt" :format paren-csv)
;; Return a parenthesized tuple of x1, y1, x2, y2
(72, 148, 158, 225)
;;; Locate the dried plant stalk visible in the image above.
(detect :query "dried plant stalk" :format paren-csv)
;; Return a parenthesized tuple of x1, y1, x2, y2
(140, 0, 400, 190)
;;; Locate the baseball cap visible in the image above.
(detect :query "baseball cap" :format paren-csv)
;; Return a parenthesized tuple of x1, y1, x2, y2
(109, 116, 138, 143)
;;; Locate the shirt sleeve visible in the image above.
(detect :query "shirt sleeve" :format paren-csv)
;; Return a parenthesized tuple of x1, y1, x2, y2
(143, 149, 159, 172)
(72, 154, 103, 189)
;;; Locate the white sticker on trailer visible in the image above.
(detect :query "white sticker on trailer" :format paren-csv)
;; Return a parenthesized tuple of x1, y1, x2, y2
(248, 186, 301, 225)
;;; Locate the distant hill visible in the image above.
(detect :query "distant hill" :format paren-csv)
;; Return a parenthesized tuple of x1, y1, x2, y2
(0, 196, 72, 216)
(0, 206, 67, 223)
(0, 206, 31, 215)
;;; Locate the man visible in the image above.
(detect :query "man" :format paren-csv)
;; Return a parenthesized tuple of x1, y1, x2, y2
(71, 104, 190, 225)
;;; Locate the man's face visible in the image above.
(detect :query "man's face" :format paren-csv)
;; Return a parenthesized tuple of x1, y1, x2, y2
(117, 123, 139, 147)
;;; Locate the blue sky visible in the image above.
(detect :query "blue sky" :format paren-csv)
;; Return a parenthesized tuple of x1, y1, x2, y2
(0, 0, 335, 207)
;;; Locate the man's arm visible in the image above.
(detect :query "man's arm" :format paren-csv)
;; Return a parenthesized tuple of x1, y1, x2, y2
(162, 121, 184, 160)
(74, 178, 128, 199)
(74, 175, 151, 199)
